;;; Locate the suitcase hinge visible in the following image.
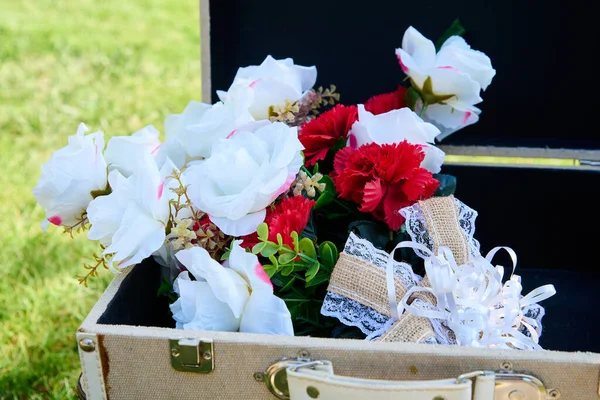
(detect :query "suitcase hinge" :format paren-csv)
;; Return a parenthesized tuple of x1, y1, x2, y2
(169, 338, 214, 373)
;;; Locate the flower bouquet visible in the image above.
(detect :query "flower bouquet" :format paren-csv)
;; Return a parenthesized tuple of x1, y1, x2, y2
(34, 23, 555, 350)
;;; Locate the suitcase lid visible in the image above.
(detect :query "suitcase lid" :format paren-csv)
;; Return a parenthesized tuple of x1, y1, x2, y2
(200, 0, 600, 164)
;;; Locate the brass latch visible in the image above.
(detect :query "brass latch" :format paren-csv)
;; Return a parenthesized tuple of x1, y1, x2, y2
(169, 338, 214, 373)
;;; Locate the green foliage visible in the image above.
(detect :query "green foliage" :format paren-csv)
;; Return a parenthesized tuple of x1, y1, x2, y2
(435, 18, 466, 51)
(252, 223, 340, 336)
(0, 0, 201, 397)
(404, 86, 422, 111)
(433, 173, 457, 197)
(314, 174, 336, 209)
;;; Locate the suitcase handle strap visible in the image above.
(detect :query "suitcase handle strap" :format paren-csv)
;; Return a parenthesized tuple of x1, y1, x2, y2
(286, 361, 496, 400)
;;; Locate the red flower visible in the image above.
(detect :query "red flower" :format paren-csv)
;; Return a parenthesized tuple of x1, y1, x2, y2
(364, 86, 408, 115)
(242, 196, 315, 248)
(299, 104, 358, 166)
(332, 142, 438, 230)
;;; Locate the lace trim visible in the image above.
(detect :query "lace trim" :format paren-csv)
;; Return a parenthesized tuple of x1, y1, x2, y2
(320, 233, 421, 336)
(399, 198, 480, 260)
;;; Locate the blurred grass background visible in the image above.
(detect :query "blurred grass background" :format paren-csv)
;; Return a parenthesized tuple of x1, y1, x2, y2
(0, 0, 201, 397)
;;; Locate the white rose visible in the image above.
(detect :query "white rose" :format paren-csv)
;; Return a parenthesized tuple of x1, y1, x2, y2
(170, 241, 293, 335)
(157, 98, 254, 169)
(104, 125, 161, 177)
(395, 26, 495, 135)
(217, 55, 317, 120)
(32, 123, 107, 231)
(87, 153, 177, 269)
(348, 105, 445, 173)
(185, 121, 303, 236)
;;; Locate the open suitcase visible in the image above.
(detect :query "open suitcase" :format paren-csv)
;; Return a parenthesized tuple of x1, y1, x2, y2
(77, 0, 600, 398)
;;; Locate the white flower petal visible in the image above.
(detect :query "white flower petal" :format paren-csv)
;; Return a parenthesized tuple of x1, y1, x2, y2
(428, 68, 483, 107)
(239, 289, 294, 335)
(175, 247, 250, 318)
(104, 204, 166, 268)
(32, 124, 107, 229)
(350, 105, 440, 147)
(87, 170, 130, 245)
(425, 103, 481, 133)
(104, 125, 161, 177)
(437, 36, 496, 90)
(228, 241, 273, 291)
(170, 273, 241, 332)
(420, 144, 446, 174)
(402, 26, 437, 70)
(210, 209, 267, 237)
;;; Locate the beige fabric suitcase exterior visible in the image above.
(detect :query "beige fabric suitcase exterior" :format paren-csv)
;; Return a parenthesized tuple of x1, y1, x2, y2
(76, 262, 600, 399)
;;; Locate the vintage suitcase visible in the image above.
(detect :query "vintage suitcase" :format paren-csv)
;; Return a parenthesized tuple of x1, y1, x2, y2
(77, 0, 600, 398)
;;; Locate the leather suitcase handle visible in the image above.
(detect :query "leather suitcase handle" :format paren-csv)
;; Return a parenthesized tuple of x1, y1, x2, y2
(287, 361, 495, 400)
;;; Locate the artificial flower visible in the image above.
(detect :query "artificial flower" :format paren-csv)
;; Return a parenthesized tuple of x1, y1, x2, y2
(104, 125, 161, 177)
(332, 142, 439, 230)
(298, 104, 358, 166)
(157, 96, 255, 169)
(217, 55, 317, 120)
(33, 123, 107, 231)
(87, 153, 177, 269)
(348, 105, 445, 173)
(242, 196, 315, 249)
(395, 26, 494, 135)
(364, 86, 407, 115)
(170, 241, 294, 335)
(185, 121, 303, 237)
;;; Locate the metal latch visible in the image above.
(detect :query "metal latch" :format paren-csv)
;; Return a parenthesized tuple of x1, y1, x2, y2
(169, 338, 214, 373)
(459, 370, 549, 399)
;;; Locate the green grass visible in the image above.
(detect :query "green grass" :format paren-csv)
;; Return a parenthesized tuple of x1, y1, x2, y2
(0, 0, 201, 397)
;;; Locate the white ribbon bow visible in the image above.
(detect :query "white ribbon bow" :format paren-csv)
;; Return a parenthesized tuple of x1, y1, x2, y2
(386, 241, 556, 350)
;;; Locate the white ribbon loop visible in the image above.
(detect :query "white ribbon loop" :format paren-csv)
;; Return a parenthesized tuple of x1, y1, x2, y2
(385, 241, 556, 350)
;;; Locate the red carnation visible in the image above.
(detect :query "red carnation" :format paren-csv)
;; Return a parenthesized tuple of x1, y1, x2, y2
(242, 196, 315, 248)
(299, 104, 358, 166)
(364, 86, 408, 115)
(332, 142, 438, 230)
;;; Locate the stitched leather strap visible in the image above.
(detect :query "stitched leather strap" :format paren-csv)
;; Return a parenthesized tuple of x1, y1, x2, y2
(77, 332, 108, 400)
(288, 361, 495, 400)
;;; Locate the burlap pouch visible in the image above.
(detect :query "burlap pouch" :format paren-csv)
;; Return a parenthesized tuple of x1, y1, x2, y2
(321, 195, 479, 343)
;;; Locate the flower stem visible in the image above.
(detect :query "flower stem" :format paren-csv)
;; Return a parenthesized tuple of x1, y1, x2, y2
(419, 101, 429, 118)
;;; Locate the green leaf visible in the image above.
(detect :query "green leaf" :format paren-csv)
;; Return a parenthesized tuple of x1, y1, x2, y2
(262, 264, 278, 278)
(261, 242, 280, 258)
(312, 163, 319, 175)
(268, 255, 279, 268)
(298, 238, 317, 260)
(276, 233, 284, 247)
(322, 211, 352, 219)
(318, 241, 339, 272)
(156, 276, 173, 297)
(301, 212, 317, 241)
(435, 18, 466, 51)
(281, 275, 297, 292)
(348, 220, 391, 250)
(305, 262, 320, 282)
(314, 175, 336, 209)
(290, 231, 300, 252)
(404, 86, 421, 111)
(252, 242, 267, 255)
(278, 252, 297, 265)
(257, 223, 269, 241)
(220, 250, 231, 261)
(281, 263, 295, 276)
(433, 173, 457, 197)
(305, 270, 331, 288)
